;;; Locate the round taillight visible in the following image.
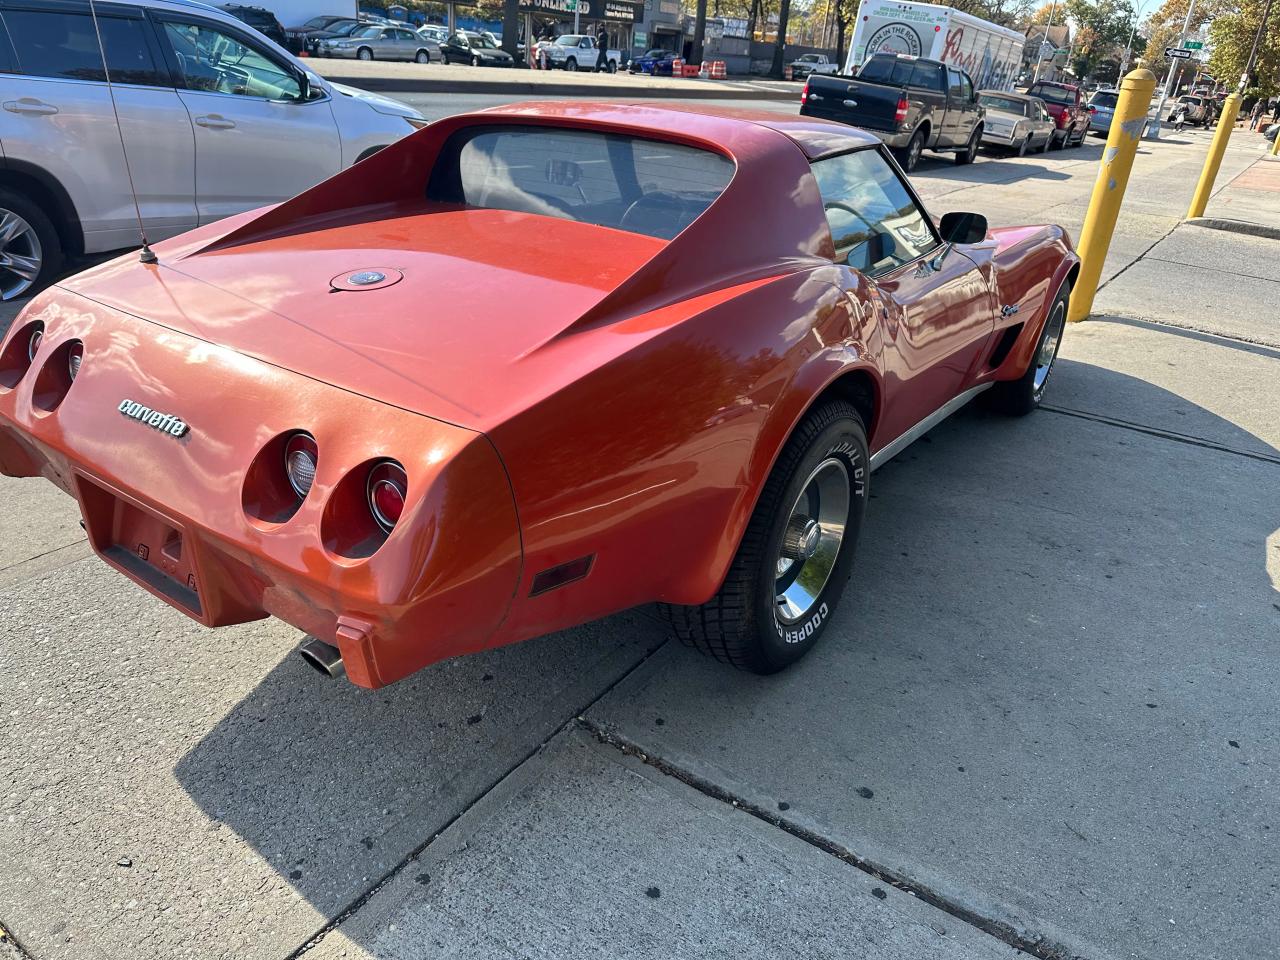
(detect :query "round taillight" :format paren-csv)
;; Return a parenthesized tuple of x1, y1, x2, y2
(67, 342, 82, 381)
(284, 432, 318, 499)
(27, 328, 43, 363)
(367, 461, 407, 533)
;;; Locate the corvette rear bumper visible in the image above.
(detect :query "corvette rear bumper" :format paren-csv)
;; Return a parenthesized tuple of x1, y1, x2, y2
(0, 288, 522, 688)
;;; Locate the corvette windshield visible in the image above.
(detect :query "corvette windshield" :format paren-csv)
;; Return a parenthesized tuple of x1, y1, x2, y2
(427, 126, 735, 240)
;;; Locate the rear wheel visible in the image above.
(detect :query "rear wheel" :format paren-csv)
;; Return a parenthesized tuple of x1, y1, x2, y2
(895, 129, 925, 172)
(955, 128, 980, 165)
(0, 187, 62, 301)
(1016, 133, 1032, 157)
(607, 59, 617, 73)
(1052, 129, 1065, 150)
(662, 401, 869, 674)
(987, 281, 1069, 416)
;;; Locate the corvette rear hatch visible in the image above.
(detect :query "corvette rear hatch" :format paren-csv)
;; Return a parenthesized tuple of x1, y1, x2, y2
(58, 207, 667, 431)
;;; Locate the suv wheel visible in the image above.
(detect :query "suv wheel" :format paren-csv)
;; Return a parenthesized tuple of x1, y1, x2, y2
(565, 56, 578, 71)
(0, 188, 61, 301)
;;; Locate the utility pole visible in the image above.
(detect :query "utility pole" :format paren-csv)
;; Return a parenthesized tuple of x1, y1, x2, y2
(1120, 0, 1151, 75)
(1033, 0, 1057, 83)
(691, 0, 707, 64)
(1241, 0, 1276, 88)
(1146, 0, 1197, 139)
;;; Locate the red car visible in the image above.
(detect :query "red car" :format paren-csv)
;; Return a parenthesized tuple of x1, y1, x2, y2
(1026, 80, 1091, 148)
(0, 103, 1078, 688)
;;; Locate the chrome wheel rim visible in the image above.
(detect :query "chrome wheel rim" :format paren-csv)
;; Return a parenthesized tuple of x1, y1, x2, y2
(774, 457, 850, 624)
(1033, 299, 1066, 395)
(0, 207, 42, 300)
(908, 136, 922, 167)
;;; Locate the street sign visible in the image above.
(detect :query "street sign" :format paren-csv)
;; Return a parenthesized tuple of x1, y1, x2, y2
(1184, 40, 1203, 49)
(1165, 47, 1193, 59)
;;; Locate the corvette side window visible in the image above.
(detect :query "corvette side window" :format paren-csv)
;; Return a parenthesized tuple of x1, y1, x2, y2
(810, 149, 939, 275)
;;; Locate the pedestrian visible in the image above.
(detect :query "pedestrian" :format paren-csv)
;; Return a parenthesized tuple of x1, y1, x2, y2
(1249, 97, 1266, 131)
(595, 28, 609, 72)
(1272, 98, 1280, 124)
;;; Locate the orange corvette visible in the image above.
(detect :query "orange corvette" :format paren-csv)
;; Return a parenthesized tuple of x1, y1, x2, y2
(0, 103, 1078, 688)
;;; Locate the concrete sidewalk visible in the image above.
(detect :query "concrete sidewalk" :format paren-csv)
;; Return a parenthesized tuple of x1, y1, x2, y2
(2, 124, 1279, 960)
(311, 59, 800, 100)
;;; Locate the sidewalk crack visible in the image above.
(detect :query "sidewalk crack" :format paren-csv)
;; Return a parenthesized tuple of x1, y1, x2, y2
(580, 717, 1081, 960)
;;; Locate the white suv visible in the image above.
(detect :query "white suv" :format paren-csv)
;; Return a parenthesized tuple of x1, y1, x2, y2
(0, 0, 425, 300)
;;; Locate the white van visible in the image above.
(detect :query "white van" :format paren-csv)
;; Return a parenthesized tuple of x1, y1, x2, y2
(0, 0, 425, 300)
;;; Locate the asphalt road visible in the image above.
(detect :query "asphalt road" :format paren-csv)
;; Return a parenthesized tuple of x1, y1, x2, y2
(2, 97, 1278, 960)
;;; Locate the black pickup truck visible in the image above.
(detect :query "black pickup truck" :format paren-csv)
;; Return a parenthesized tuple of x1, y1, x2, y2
(799, 53, 985, 172)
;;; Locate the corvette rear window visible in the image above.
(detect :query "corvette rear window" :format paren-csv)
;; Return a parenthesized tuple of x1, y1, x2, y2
(426, 126, 734, 240)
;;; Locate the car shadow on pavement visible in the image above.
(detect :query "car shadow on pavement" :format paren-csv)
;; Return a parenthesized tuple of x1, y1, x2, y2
(169, 360, 1279, 959)
(912, 141, 1103, 185)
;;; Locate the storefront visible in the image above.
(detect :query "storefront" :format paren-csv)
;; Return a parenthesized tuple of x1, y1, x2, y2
(522, 0, 643, 53)
(635, 0, 681, 53)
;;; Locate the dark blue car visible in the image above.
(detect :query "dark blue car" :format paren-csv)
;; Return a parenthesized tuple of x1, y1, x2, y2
(629, 48, 677, 75)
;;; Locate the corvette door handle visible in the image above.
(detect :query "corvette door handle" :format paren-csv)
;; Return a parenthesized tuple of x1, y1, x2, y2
(3, 98, 58, 116)
(194, 115, 236, 129)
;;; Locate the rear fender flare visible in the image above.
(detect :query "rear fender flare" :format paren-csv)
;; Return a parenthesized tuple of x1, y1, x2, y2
(994, 250, 1080, 381)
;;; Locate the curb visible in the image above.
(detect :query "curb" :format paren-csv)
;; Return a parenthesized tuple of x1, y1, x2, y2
(321, 74, 800, 101)
(1185, 217, 1280, 241)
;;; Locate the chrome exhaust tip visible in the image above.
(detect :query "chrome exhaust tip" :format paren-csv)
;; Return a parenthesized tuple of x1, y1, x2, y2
(299, 637, 345, 679)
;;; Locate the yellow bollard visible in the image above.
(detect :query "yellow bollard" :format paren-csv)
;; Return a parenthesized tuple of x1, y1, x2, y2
(1187, 93, 1242, 218)
(1271, 124, 1280, 157)
(1068, 66, 1157, 323)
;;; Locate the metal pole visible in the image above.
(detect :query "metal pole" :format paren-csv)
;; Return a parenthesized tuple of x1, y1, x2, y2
(1242, 0, 1275, 88)
(1070, 65, 1158, 321)
(1033, 0, 1056, 84)
(1147, 0, 1197, 140)
(1120, 0, 1149, 75)
(574, 0, 580, 34)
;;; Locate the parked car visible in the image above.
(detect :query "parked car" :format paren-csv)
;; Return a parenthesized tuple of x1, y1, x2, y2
(325, 24, 434, 62)
(800, 53, 985, 172)
(416, 23, 449, 44)
(0, 104, 1079, 686)
(311, 19, 366, 55)
(1173, 94, 1208, 126)
(411, 26, 443, 60)
(977, 91, 1055, 155)
(440, 30, 515, 66)
(629, 48, 678, 75)
(1085, 88, 1155, 137)
(1025, 80, 1090, 147)
(300, 17, 361, 54)
(787, 53, 837, 81)
(218, 3, 286, 47)
(0, 0, 426, 301)
(283, 14, 354, 54)
(537, 34, 621, 72)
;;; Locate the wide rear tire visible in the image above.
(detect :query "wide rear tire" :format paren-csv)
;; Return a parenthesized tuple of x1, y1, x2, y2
(662, 401, 869, 674)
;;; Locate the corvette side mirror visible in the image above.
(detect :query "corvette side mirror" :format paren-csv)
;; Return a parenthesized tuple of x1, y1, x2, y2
(939, 211, 988, 245)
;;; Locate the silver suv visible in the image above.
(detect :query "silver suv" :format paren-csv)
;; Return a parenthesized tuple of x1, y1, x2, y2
(0, 0, 425, 300)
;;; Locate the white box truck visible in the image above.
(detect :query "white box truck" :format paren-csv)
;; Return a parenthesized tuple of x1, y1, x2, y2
(844, 0, 1024, 91)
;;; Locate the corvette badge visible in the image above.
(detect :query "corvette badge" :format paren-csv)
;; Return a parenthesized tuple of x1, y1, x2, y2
(118, 399, 189, 438)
